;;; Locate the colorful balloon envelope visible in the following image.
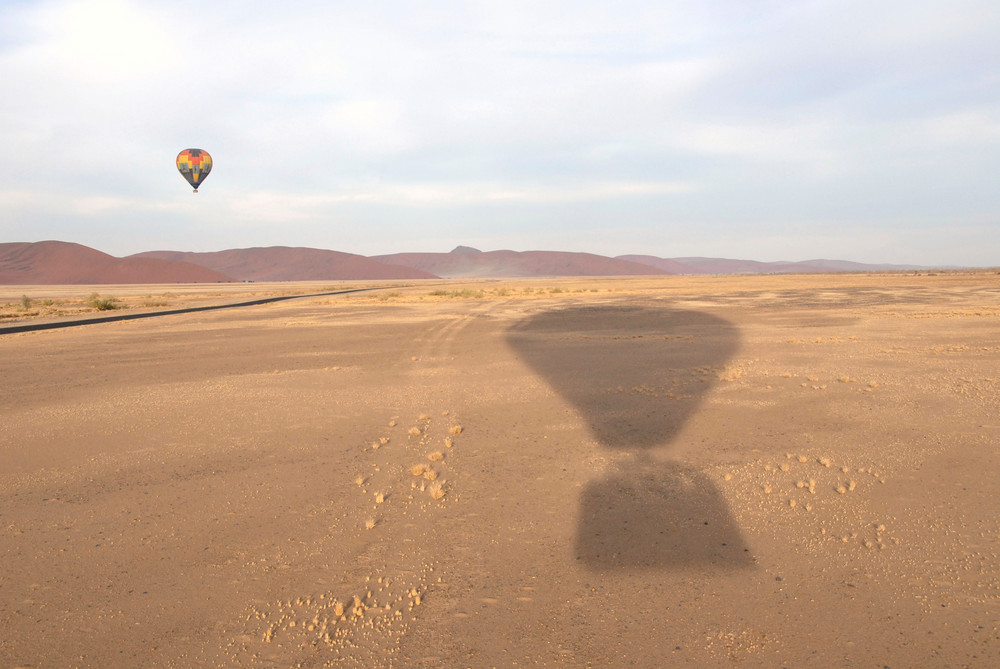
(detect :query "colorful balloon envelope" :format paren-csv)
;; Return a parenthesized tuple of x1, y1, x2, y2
(176, 148, 212, 192)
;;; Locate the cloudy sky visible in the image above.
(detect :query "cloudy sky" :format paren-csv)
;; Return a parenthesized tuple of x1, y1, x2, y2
(2, 0, 998, 265)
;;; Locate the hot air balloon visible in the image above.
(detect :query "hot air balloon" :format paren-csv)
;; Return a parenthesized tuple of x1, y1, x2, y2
(176, 149, 212, 192)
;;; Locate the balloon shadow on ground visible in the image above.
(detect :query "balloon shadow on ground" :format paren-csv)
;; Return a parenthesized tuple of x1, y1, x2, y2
(506, 304, 754, 570)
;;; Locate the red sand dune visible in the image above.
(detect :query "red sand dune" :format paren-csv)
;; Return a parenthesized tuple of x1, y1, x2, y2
(0, 241, 232, 284)
(371, 248, 672, 278)
(133, 247, 439, 281)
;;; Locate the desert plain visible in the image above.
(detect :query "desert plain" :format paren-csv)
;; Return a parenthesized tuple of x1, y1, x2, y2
(1, 273, 998, 668)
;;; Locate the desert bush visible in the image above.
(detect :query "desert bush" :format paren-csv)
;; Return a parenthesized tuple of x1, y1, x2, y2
(87, 293, 119, 311)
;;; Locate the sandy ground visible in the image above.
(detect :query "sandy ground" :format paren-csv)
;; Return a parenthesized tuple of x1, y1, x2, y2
(1, 274, 998, 668)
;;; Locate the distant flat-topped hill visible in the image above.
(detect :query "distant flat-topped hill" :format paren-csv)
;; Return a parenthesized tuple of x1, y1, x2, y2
(0, 241, 232, 284)
(132, 247, 439, 281)
(371, 249, 672, 278)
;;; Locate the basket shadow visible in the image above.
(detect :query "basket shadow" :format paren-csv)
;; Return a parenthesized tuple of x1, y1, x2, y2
(507, 304, 753, 571)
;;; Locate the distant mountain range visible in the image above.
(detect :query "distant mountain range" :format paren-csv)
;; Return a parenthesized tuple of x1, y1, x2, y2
(616, 254, 927, 275)
(0, 240, 942, 285)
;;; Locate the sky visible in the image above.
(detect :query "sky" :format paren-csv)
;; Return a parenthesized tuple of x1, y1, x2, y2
(2, 0, 998, 266)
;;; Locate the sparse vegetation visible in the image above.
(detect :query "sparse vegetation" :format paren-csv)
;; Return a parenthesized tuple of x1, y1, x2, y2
(428, 289, 485, 299)
(87, 293, 120, 311)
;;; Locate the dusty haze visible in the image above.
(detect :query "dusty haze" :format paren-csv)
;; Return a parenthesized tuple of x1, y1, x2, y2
(1, 274, 998, 667)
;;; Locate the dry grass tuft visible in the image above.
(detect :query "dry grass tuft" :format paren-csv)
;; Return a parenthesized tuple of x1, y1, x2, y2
(375, 492, 385, 504)
(428, 482, 446, 500)
(444, 436, 454, 448)
(449, 425, 463, 435)
(355, 475, 366, 487)
(418, 413, 430, 420)
(410, 464, 428, 476)
(423, 469, 438, 481)
(408, 426, 422, 437)
(365, 518, 377, 530)
(427, 451, 444, 462)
